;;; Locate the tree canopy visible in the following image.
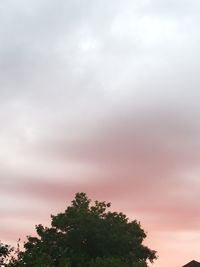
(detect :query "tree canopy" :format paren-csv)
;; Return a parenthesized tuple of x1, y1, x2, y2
(5, 192, 157, 267)
(0, 241, 11, 266)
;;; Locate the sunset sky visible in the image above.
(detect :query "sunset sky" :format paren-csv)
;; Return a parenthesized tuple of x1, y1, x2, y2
(1, 1, 200, 266)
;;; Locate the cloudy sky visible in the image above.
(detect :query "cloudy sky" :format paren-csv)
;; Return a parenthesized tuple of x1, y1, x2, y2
(1, 1, 200, 266)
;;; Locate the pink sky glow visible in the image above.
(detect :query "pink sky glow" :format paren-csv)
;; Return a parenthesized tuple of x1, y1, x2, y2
(1, 1, 200, 267)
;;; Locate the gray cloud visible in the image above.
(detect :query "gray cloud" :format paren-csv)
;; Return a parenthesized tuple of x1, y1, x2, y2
(1, 1, 200, 266)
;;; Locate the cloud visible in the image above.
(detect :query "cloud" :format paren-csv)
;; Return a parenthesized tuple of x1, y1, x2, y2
(1, 1, 200, 266)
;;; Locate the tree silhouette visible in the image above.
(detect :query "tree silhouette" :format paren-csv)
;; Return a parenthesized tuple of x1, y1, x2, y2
(6, 193, 157, 267)
(0, 241, 11, 265)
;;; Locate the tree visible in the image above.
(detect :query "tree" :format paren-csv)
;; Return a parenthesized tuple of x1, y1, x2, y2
(8, 193, 157, 267)
(0, 241, 11, 266)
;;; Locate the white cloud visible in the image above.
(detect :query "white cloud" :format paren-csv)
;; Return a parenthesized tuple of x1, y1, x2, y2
(0, 2, 200, 266)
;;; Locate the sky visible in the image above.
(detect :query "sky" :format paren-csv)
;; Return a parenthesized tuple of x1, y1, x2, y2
(0, 1, 200, 266)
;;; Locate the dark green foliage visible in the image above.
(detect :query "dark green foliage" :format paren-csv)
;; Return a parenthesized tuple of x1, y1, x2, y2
(6, 192, 157, 267)
(0, 241, 12, 265)
(86, 257, 148, 267)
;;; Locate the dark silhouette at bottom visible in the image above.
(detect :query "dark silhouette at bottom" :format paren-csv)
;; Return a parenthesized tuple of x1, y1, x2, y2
(183, 260, 200, 267)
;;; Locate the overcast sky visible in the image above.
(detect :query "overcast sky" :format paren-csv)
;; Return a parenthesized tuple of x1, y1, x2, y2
(1, 1, 200, 266)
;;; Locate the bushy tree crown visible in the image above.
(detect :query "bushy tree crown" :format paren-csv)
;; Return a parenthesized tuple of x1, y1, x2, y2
(5, 192, 157, 267)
